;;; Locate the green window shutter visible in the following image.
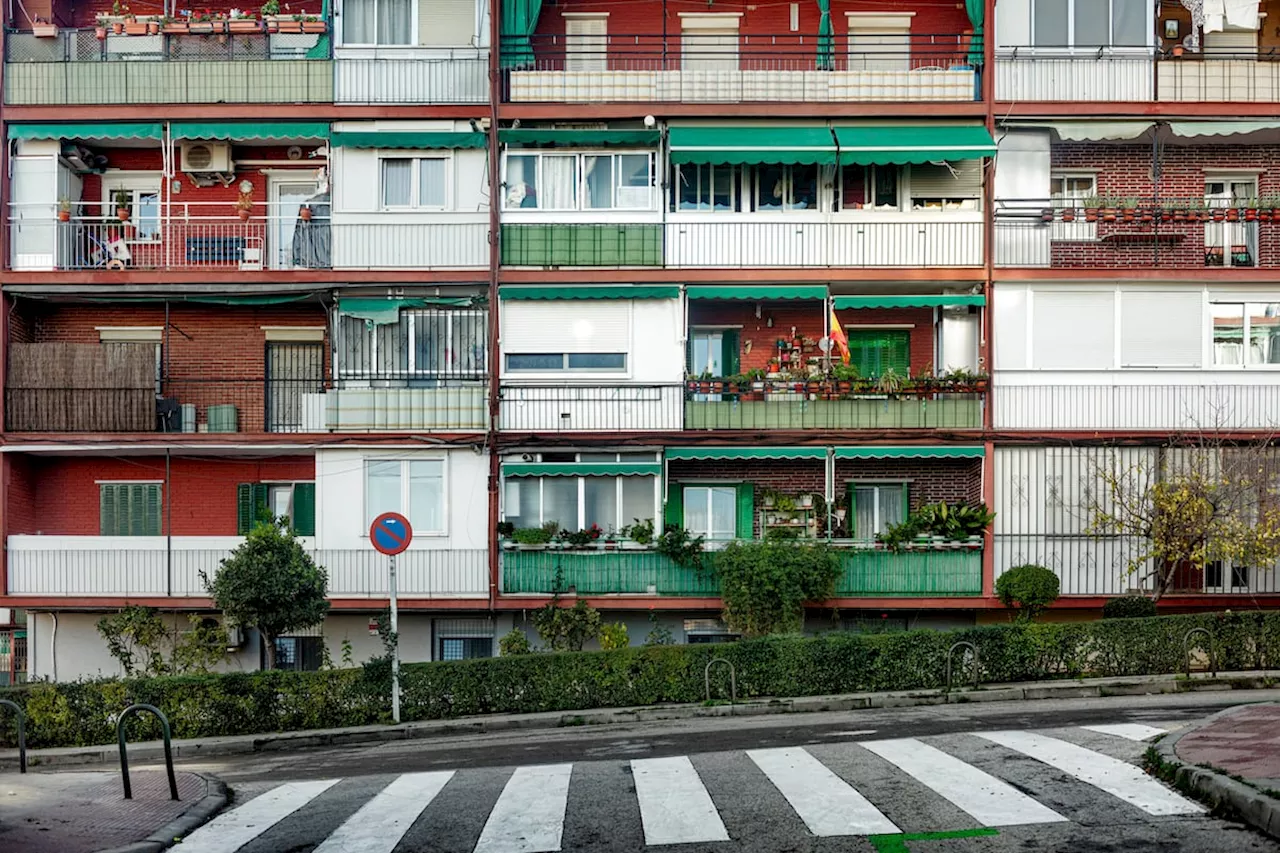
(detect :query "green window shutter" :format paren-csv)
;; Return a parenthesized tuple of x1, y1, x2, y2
(100, 485, 119, 536)
(292, 483, 316, 536)
(145, 484, 162, 536)
(128, 484, 147, 536)
(252, 484, 270, 525)
(848, 330, 910, 376)
(665, 483, 684, 530)
(236, 483, 253, 535)
(736, 483, 755, 539)
(722, 329, 740, 376)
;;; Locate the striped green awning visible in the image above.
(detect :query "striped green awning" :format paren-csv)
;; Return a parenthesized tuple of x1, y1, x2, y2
(503, 463, 662, 477)
(666, 447, 827, 461)
(500, 129, 660, 147)
(833, 295, 986, 309)
(500, 286, 680, 301)
(669, 126, 837, 166)
(832, 125, 996, 165)
(686, 286, 827, 301)
(332, 131, 487, 149)
(171, 122, 329, 141)
(338, 296, 471, 324)
(8, 122, 163, 141)
(835, 446, 985, 460)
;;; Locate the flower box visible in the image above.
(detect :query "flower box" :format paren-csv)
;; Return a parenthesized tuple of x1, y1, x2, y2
(32, 22, 57, 37)
(301, 19, 327, 32)
(162, 22, 190, 34)
(123, 20, 150, 35)
(267, 16, 303, 32)
(228, 19, 261, 32)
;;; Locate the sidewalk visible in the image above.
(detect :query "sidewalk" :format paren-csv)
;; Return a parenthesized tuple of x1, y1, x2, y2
(1, 668, 1273, 772)
(1152, 702, 1280, 839)
(0, 769, 226, 853)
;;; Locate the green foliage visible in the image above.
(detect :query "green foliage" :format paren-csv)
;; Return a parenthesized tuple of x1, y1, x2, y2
(644, 613, 674, 646)
(1103, 595, 1159, 619)
(559, 525, 604, 547)
(96, 608, 227, 677)
(878, 502, 995, 550)
(599, 622, 630, 651)
(512, 521, 559, 545)
(622, 518, 655, 546)
(716, 541, 841, 637)
(170, 615, 229, 675)
(995, 564, 1061, 623)
(534, 599, 603, 651)
(499, 629, 533, 656)
(655, 524, 705, 569)
(204, 520, 330, 669)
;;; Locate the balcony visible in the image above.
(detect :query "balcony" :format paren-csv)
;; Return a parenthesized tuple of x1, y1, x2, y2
(1157, 50, 1280, 102)
(505, 35, 980, 104)
(993, 383, 1280, 432)
(994, 48, 1154, 102)
(4, 28, 333, 106)
(301, 382, 488, 432)
(334, 48, 488, 104)
(5, 536, 488, 598)
(684, 382, 983, 430)
(501, 224, 662, 267)
(500, 545, 983, 597)
(499, 385, 683, 433)
(330, 221, 489, 270)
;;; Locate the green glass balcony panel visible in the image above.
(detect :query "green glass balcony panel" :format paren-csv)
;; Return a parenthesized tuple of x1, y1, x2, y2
(500, 224, 662, 266)
(683, 398, 982, 430)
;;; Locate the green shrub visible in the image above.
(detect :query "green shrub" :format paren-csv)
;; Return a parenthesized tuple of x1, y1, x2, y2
(1, 612, 1276, 750)
(716, 541, 840, 637)
(995, 564, 1061, 622)
(1103, 595, 1159, 619)
(498, 629, 533, 656)
(599, 622, 629, 651)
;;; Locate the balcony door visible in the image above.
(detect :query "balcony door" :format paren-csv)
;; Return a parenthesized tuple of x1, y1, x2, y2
(681, 16, 739, 71)
(266, 341, 324, 433)
(1205, 178, 1258, 267)
(269, 178, 321, 270)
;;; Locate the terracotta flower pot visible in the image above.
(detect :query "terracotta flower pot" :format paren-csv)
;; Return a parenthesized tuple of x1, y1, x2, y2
(1061, 208, 1075, 222)
(237, 209, 251, 221)
(111, 21, 124, 34)
(301, 20, 327, 32)
(124, 21, 148, 35)
(163, 23, 189, 34)
(117, 207, 130, 222)
(147, 21, 159, 34)
(96, 25, 107, 39)
(1084, 208, 1098, 222)
(57, 210, 70, 222)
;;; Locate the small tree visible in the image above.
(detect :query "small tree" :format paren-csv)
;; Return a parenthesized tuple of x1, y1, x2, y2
(204, 519, 330, 669)
(97, 606, 170, 676)
(716, 541, 840, 637)
(995, 564, 1060, 622)
(499, 628, 533, 656)
(534, 599, 603, 651)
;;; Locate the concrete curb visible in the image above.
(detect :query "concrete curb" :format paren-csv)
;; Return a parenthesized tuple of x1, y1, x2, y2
(4, 669, 1274, 771)
(1151, 703, 1280, 840)
(94, 773, 229, 853)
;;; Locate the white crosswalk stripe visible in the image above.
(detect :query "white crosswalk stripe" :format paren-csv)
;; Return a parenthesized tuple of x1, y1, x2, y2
(747, 746, 899, 836)
(313, 771, 455, 853)
(473, 763, 573, 853)
(175, 779, 340, 853)
(861, 738, 1067, 827)
(976, 730, 1204, 816)
(1081, 723, 1168, 741)
(632, 755, 730, 845)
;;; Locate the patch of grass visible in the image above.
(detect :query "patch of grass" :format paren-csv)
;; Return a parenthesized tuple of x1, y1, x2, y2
(558, 715, 586, 727)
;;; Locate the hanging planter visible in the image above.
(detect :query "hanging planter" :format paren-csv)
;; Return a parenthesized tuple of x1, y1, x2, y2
(1040, 208, 1055, 223)
(1226, 207, 1240, 222)
(1100, 206, 1117, 222)
(1060, 207, 1076, 222)
(1084, 206, 1099, 222)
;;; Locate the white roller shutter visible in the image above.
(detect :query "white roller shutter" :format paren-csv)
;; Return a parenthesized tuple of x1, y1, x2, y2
(1032, 290, 1115, 369)
(565, 14, 607, 72)
(419, 0, 475, 47)
(1204, 29, 1258, 53)
(910, 160, 983, 201)
(502, 300, 632, 353)
(1119, 291, 1203, 367)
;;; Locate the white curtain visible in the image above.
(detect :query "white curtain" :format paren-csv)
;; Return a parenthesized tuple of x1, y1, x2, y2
(381, 159, 412, 206)
(540, 156, 578, 209)
(584, 156, 613, 209)
(418, 158, 446, 207)
(344, 0, 377, 44)
(377, 0, 413, 46)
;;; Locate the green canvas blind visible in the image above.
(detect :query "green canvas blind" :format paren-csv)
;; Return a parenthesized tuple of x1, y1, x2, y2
(664, 483, 684, 531)
(100, 483, 161, 536)
(723, 330, 741, 376)
(848, 330, 910, 377)
(292, 483, 316, 536)
(236, 483, 270, 534)
(736, 483, 755, 539)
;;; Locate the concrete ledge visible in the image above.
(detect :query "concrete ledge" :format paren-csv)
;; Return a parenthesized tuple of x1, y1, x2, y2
(95, 773, 229, 853)
(4, 670, 1274, 771)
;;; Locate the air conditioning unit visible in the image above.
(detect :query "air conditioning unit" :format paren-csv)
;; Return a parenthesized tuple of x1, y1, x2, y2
(226, 625, 245, 650)
(180, 141, 233, 173)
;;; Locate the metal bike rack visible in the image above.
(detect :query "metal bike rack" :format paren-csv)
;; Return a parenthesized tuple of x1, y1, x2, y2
(117, 703, 179, 801)
(945, 641, 981, 691)
(705, 657, 737, 704)
(1183, 627, 1217, 678)
(0, 699, 27, 774)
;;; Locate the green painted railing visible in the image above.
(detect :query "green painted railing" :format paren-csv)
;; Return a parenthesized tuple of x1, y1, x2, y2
(501, 546, 982, 597)
(501, 224, 663, 266)
(685, 397, 982, 430)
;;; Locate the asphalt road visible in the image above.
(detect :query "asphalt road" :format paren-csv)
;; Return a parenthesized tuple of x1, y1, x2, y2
(155, 692, 1280, 853)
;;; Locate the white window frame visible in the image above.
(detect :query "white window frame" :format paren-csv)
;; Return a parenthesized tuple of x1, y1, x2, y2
(682, 484, 738, 541)
(671, 163, 743, 213)
(850, 482, 908, 540)
(1208, 301, 1280, 370)
(501, 150, 657, 212)
(751, 163, 822, 213)
(502, 474, 661, 533)
(336, 308, 488, 380)
(1049, 171, 1098, 240)
(379, 154, 450, 211)
(101, 174, 163, 243)
(839, 163, 903, 212)
(1028, 0, 1153, 51)
(504, 352, 628, 373)
(363, 457, 448, 536)
(339, 0, 416, 47)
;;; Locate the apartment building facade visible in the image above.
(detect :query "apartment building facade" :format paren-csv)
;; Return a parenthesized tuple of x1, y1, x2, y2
(0, 0, 1274, 681)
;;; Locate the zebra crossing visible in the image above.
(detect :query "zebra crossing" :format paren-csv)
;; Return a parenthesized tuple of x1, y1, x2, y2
(175, 724, 1203, 853)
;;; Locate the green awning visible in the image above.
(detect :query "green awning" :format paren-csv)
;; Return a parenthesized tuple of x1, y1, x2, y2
(835, 446, 985, 460)
(833, 126, 996, 164)
(833, 295, 986, 309)
(500, 286, 680, 301)
(666, 447, 828, 461)
(669, 127, 837, 166)
(500, 129, 660, 147)
(332, 131, 486, 149)
(171, 122, 329, 141)
(687, 286, 827, 301)
(338, 296, 471, 324)
(503, 463, 661, 477)
(8, 122, 163, 141)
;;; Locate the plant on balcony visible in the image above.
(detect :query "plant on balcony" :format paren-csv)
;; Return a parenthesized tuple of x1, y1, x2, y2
(559, 524, 604, 548)
(188, 9, 227, 33)
(1083, 196, 1101, 223)
(655, 523, 705, 569)
(875, 366, 906, 396)
(877, 501, 995, 552)
(57, 197, 71, 223)
(510, 521, 559, 548)
(228, 9, 260, 32)
(622, 517, 655, 547)
(715, 540, 840, 637)
(161, 15, 190, 34)
(32, 16, 57, 37)
(113, 189, 132, 222)
(235, 189, 255, 221)
(300, 13, 327, 32)
(994, 563, 1060, 623)
(1120, 197, 1139, 223)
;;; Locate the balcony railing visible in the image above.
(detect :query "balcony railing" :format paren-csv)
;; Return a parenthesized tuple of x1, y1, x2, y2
(331, 221, 490, 269)
(5, 28, 333, 105)
(334, 49, 489, 103)
(501, 544, 982, 597)
(499, 384, 683, 433)
(505, 34, 980, 103)
(993, 383, 1280, 432)
(1157, 49, 1280, 102)
(684, 382, 983, 430)
(6, 536, 488, 598)
(994, 47, 1154, 102)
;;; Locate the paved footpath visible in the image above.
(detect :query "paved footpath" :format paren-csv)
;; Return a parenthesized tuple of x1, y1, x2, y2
(1175, 702, 1280, 790)
(0, 769, 225, 853)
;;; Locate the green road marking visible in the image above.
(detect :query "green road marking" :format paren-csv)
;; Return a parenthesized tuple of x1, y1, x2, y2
(870, 828, 1001, 853)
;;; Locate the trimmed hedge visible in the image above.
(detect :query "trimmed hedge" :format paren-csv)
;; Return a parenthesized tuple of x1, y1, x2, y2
(1, 611, 1276, 749)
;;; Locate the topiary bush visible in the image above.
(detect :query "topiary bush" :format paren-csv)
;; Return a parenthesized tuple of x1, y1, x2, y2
(995, 564, 1061, 622)
(1103, 595, 1158, 619)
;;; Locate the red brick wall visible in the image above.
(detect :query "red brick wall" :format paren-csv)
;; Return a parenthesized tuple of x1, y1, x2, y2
(687, 302, 935, 376)
(834, 458, 982, 507)
(6, 456, 39, 536)
(1050, 142, 1280, 268)
(15, 455, 314, 536)
(667, 458, 825, 537)
(529, 0, 972, 70)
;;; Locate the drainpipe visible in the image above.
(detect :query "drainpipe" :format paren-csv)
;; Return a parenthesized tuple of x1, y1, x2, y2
(165, 448, 172, 597)
(485, 0, 502, 611)
(981, 0, 996, 603)
(49, 612, 57, 682)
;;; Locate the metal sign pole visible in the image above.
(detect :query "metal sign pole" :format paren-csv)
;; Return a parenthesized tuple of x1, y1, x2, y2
(390, 552, 400, 724)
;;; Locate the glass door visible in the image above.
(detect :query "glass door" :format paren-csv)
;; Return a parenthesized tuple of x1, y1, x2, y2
(269, 180, 320, 270)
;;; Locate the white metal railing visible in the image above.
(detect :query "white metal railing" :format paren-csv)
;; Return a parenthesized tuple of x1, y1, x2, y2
(335, 50, 489, 103)
(994, 383, 1280, 431)
(329, 221, 489, 269)
(995, 48, 1154, 101)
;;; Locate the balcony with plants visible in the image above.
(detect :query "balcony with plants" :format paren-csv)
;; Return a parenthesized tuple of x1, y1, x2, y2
(5, 0, 332, 106)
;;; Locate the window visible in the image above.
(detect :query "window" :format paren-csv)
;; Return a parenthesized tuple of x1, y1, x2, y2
(688, 329, 739, 377)
(504, 473, 658, 532)
(851, 483, 907, 540)
(1210, 303, 1280, 367)
(503, 152, 656, 211)
(236, 483, 316, 535)
(1031, 0, 1148, 48)
(342, 0, 412, 45)
(100, 483, 162, 536)
(366, 459, 446, 534)
(753, 164, 820, 212)
(274, 637, 325, 671)
(1205, 561, 1250, 590)
(505, 353, 626, 372)
(845, 329, 910, 377)
(564, 14, 607, 72)
(1050, 173, 1097, 239)
(840, 165, 900, 211)
(438, 637, 494, 660)
(1205, 179, 1259, 268)
(381, 158, 447, 209)
(683, 486, 738, 540)
(672, 164, 743, 212)
(680, 15, 739, 71)
(847, 13, 912, 71)
(104, 186, 160, 241)
(336, 309, 487, 379)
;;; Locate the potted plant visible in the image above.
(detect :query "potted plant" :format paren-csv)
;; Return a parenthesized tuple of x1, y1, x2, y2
(1120, 197, 1138, 223)
(57, 197, 71, 223)
(1226, 204, 1240, 222)
(1040, 207, 1055, 223)
(511, 521, 558, 550)
(875, 367, 905, 396)
(124, 14, 148, 35)
(162, 15, 189, 34)
(228, 11, 260, 33)
(621, 518, 654, 549)
(1083, 196, 1100, 223)
(1099, 198, 1117, 222)
(32, 17, 57, 37)
(274, 12, 303, 32)
(235, 198, 253, 222)
(95, 19, 108, 38)
(1244, 198, 1259, 221)
(301, 14, 326, 32)
(1060, 205, 1075, 223)
(113, 189, 132, 222)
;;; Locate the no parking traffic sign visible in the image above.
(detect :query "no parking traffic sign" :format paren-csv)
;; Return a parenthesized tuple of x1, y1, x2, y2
(369, 511, 413, 556)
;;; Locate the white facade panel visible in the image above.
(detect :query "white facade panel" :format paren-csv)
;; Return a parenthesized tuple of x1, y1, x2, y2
(993, 285, 1029, 370)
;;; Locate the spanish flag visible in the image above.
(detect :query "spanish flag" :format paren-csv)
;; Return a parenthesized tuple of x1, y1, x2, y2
(830, 307, 851, 366)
